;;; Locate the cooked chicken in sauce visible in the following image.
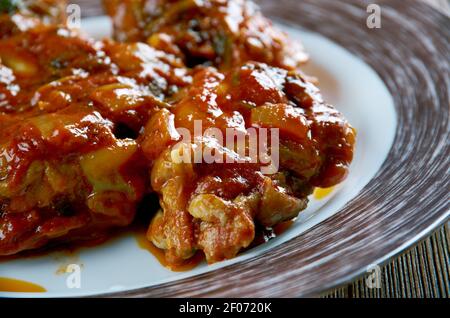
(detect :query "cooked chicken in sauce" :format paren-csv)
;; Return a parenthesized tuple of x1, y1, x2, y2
(0, 0, 355, 267)
(104, 0, 309, 71)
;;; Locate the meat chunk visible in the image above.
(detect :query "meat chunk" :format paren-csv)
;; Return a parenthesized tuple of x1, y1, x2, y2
(104, 0, 308, 70)
(0, 9, 190, 255)
(0, 107, 146, 255)
(0, 19, 190, 125)
(1, 1, 355, 266)
(145, 62, 355, 264)
(0, 0, 67, 39)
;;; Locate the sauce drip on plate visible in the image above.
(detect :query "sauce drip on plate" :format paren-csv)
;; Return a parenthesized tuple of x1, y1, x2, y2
(313, 186, 335, 200)
(135, 231, 204, 272)
(0, 277, 46, 293)
(136, 220, 295, 271)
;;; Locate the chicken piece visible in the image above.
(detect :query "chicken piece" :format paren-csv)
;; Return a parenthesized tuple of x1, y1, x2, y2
(144, 62, 355, 264)
(0, 10, 191, 255)
(0, 0, 67, 38)
(104, 0, 308, 70)
(0, 17, 190, 116)
(188, 193, 256, 262)
(1, 2, 355, 265)
(0, 11, 192, 127)
(0, 106, 146, 255)
(19, 0, 67, 23)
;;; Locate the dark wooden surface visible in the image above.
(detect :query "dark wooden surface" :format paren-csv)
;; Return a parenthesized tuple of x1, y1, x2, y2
(324, 224, 449, 298)
(73, 0, 449, 298)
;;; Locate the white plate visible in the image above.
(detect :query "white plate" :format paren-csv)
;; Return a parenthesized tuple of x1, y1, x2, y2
(0, 17, 396, 297)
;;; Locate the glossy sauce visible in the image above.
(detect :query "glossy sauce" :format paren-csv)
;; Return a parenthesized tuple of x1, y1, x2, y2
(135, 221, 293, 271)
(135, 231, 204, 272)
(0, 277, 46, 293)
(1, 0, 355, 269)
(1, 221, 293, 274)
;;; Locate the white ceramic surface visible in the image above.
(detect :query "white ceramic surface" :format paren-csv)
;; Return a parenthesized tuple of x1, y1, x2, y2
(0, 17, 396, 297)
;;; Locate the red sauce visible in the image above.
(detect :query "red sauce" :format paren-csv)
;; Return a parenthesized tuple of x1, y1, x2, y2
(0, 216, 293, 272)
(135, 221, 293, 271)
(1, 1, 355, 269)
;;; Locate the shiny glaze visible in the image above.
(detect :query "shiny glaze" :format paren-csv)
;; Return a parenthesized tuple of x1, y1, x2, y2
(1, 0, 355, 269)
(104, 0, 309, 70)
(136, 220, 294, 271)
(0, 8, 190, 256)
(144, 62, 354, 264)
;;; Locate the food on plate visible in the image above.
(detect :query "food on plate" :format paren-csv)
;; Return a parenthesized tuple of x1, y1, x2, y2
(103, 0, 308, 70)
(0, 1, 190, 255)
(0, 0, 67, 38)
(0, 0, 355, 267)
(143, 63, 355, 263)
